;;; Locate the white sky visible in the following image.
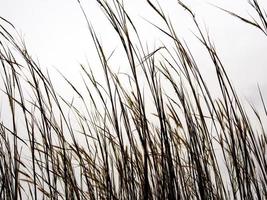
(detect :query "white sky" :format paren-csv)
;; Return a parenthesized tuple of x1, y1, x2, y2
(1, 0, 267, 110)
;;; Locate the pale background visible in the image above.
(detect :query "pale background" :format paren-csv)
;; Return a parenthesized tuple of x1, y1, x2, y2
(1, 0, 267, 111)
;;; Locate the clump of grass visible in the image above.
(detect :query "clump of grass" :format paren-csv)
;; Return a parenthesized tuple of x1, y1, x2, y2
(0, 0, 267, 199)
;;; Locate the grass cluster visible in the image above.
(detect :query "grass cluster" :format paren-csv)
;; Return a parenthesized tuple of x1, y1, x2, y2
(0, 0, 267, 199)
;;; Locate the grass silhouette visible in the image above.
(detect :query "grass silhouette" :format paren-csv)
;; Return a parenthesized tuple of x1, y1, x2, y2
(0, 0, 267, 199)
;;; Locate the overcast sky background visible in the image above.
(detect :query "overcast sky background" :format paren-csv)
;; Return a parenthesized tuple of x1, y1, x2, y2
(1, 0, 267, 112)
